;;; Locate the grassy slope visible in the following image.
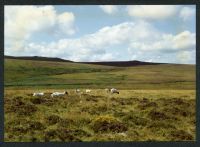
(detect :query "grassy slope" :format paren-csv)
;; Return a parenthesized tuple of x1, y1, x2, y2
(4, 58, 196, 141)
(5, 58, 195, 89)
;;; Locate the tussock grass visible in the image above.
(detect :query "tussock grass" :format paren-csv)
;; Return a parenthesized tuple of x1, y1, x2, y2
(4, 89, 195, 142)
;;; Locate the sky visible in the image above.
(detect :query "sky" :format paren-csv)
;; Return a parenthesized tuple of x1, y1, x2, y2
(4, 5, 196, 64)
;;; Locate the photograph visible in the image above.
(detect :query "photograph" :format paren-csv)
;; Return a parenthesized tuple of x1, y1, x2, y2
(4, 5, 196, 142)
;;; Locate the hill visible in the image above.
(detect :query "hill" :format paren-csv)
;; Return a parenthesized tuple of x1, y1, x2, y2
(5, 55, 164, 67)
(4, 57, 196, 90)
(79, 60, 164, 67)
(5, 55, 73, 63)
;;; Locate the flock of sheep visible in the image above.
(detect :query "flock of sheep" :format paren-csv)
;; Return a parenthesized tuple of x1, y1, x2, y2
(32, 88, 120, 97)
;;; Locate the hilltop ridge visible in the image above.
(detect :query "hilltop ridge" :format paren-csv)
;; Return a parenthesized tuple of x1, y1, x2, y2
(5, 55, 165, 67)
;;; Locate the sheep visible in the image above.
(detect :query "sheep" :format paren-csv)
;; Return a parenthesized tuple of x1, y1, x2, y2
(110, 88, 119, 94)
(75, 89, 83, 98)
(75, 89, 80, 93)
(86, 89, 91, 93)
(33, 92, 44, 96)
(51, 91, 68, 97)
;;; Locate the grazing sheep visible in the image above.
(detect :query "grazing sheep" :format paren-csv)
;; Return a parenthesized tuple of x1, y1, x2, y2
(51, 91, 68, 97)
(110, 88, 119, 94)
(75, 89, 83, 98)
(86, 89, 91, 93)
(33, 92, 44, 96)
(75, 89, 80, 93)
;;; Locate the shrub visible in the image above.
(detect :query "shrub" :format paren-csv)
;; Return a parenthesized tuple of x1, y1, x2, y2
(30, 97, 45, 104)
(5, 97, 37, 115)
(91, 115, 127, 133)
(16, 103, 37, 115)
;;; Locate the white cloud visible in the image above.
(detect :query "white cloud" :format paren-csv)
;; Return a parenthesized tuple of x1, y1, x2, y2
(127, 5, 178, 20)
(5, 6, 56, 51)
(129, 31, 195, 52)
(5, 6, 76, 51)
(99, 5, 118, 14)
(57, 12, 75, 35)
(128, 29, 195, 64)
(6, 21, 153, 61)
(172, 31, 195, 49)
(179, 6, 195, 21)
(6, 20, 195, 63)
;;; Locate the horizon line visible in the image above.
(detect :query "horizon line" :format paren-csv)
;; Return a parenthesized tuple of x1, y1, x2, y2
(4, 55, 195, 65)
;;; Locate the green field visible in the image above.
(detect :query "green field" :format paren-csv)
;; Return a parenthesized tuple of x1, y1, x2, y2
(4, 58, 196, 142)
(5, 58, 195, 89)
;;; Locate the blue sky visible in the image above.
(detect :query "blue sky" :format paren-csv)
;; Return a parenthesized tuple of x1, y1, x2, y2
(5, 5, 196, 63)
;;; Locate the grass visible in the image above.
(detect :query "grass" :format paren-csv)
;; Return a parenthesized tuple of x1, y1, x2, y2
(5, 59, 195, 89)
(4, 89, 196, 142)
(4, 58, 196, 141)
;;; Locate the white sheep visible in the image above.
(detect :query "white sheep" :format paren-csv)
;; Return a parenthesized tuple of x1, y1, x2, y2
(75, 89, 80, 93)
(33, 92, 44, 96)
(110, 88, 119, 94)
(75, 89, 83, 98)
(51, 91, 68, 97)
(86, 89, 91, 93)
